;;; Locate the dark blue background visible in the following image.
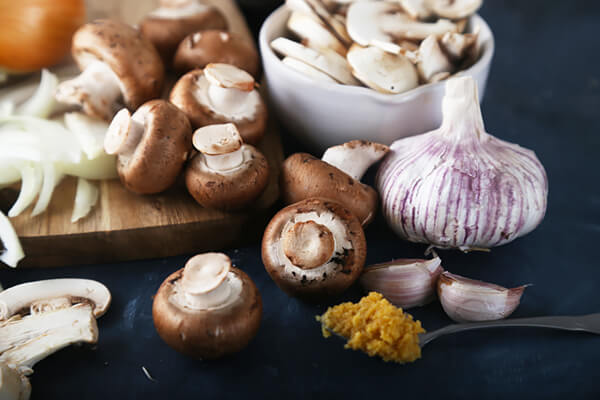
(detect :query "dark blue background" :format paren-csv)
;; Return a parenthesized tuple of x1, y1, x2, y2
(1, 1, 599, 398)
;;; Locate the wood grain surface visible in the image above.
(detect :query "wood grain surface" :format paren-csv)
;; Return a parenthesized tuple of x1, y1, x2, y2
(0, 0, 283, 267)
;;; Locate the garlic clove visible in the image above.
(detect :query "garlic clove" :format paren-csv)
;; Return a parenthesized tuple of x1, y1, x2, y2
(359, 257, 443, 309)
(437, 271, 528, 323)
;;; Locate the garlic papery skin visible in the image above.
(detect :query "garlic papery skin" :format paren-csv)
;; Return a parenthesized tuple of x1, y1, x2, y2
(376, 76, 548, 250)
(359, 257, 443, 309)
(437, 271, 528, 323)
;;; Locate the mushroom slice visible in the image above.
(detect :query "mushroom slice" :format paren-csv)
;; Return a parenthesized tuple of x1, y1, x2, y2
(346, 44, 418, 94)
(173, 30, 260, 79)
(153, 252, 262, 359)
(170, 66, 267, 145)
(347, 1, 457, 54)
(287, 11, 347, 56)
(56, 20, 164, 121)
(440, 30, 478, 61)
(0, 278, 111, 320)
(140, 1, 228, 63)
(104, 100, 192, 194)
(262, 198, 366, 298)
(282, 57, 338, 84)
(0, 363, 31, 400)
(427, 0, 482, 20)
(185, 123, 269, 210)
(303, 0, 353, 45)
(417, 35, 455, 83)
(280, 140, 389, 226)
(397, 0, 434, 20)
(270, 38, 359, 85)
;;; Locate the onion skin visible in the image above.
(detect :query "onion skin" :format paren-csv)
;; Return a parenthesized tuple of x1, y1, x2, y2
(0, 0, 85, 72)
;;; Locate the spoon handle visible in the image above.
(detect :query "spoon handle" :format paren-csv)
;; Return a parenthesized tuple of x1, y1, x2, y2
(419, 313, 600, 347)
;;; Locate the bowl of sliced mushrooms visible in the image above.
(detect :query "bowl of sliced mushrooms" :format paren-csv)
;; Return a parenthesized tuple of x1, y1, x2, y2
(259, 0, 494, 149)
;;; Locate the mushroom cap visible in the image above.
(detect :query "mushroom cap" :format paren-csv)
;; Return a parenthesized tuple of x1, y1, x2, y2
(170, 69, 267, 145)
(174, 30, 260, 78)
(280, 153, 379, 226)
(152, 266, 262, 360)
(262, 198, 366, 299)
(185, 144, 270, 210)
(140, 5, 228, 64)
(114, 99, 193, 194)
(71, 19, 164, 111)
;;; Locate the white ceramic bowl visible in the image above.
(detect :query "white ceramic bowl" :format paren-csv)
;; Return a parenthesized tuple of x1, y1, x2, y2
(259, 6, 495, 150)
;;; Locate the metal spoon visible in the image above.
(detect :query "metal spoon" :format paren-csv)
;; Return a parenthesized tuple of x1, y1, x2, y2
(324, 313, 600, 347)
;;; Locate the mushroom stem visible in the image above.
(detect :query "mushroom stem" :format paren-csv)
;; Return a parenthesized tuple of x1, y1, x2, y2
(321, 140, 390, 181)
(204, 150, 244, 172)
(207, 85, 251, 116)
(282, 221, 335, 270)
(0, 363, 31, 400)
(104, 108, 145, 156)
(55, 61, 122, 120)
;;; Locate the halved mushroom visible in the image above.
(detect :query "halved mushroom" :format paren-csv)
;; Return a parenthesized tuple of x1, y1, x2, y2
(280, 140, 389, 226)
(153, 252, 262, 359)
(270, 38, 359, 85)
(416, 35, 454, 82)
(104, 99, 193, 194)
(170, 63, 267, 145)
(346, 1, 457, 54)
(140, 0, 228, 64)
(185, 123, 269, 210)
(262, 198, 366, 298)
(0, 278, 111, 399)
(286, 11, 347, 56)
(427, 0, 482, 20)
(173, 30, 260, 78)
(346, 44, 419, 94)
(55, 20, 164, 121)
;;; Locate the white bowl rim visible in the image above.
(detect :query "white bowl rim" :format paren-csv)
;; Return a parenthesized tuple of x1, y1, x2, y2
(259, 5, 495, 104)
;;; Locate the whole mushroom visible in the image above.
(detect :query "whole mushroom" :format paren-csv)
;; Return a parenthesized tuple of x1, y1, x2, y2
(173, 30, 260, 79)
(104, 99, 193, 194)
(280, 140, 389, 226)
(262, 198, 366, 299)
(170, 63, 268, 145)
(140, 0, 228, 64)
(55, 20, 164, 121)
(153, 252, 262, 359)
(185, 123, 269, 210)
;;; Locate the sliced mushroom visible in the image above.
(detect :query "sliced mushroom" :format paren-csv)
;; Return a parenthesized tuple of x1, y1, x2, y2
(346, 2, 457, 54)
(397, 0, 434, 20)
(262, 198, 366, 298)
(153, 252, 262, 359)
(185, 123, 269, 210)
(427, 0, 482, 20)
(287, 0, 353, 46)
(55, 20, 164, 121)
(170, 64, 267, 145)
(281, 57, 338, 84)
(104, 99, 193, 194)
(417, 35, 455, 83)
(0, 363, 30, 400)
(140, 0, 228, 64)
(173, 30, 260, 79)
(287, 11, 347, 56)
(347, 44, 418, 94)
(280, 140, 389, 226)
(270, 38, 359, 85)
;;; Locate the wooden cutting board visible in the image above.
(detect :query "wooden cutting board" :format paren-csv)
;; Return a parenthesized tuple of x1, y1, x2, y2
(0, 0, 284, 268)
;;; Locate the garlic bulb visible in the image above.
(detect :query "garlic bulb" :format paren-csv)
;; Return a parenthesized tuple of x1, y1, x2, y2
(437, 271, 528, 322)
(359, 257, 443, 309)
(377, 76, 548, 250)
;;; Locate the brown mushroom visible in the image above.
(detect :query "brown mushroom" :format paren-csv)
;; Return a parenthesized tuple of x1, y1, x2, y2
(262, 198, 366, 299)
(104, 99, 192, 194)
(153, 252, 262, 359)
(280, 140, 389, 226)
(55, 20, 164, 121)
(185, 123, 269, 210)
(173, 30, 260, 79)
(170, 63, 267, 145)
(140, 0, 228, 65)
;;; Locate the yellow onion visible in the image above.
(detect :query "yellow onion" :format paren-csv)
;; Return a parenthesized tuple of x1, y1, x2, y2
(0, 0, 85, 72)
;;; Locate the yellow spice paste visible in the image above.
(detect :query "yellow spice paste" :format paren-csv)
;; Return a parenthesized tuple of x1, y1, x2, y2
(317, 292, 425, 363)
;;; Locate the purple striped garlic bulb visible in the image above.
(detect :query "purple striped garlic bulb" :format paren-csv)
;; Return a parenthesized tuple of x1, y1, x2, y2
(377, 76, 548, 251)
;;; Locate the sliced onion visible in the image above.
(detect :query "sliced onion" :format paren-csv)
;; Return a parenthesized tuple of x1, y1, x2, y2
(71, 178, 99, 223)
(0, 210, 24, 268)
(8, 162, 43, 217)
(16, 69, 58, 118)
(0, 162, 20, 185)
(64, 112, 109, 160)
(31, 162, 63, 217)
(57, 153, 117, 180)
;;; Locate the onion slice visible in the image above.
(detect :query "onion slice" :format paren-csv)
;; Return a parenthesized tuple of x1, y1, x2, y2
(31, 162, 63, 217)
(0, 210, 24, 267)
(8, 162, 42, 217)
(16, 69, 58, 118)
(64, 112, 110, 160)
(71, 178, 99, 223)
